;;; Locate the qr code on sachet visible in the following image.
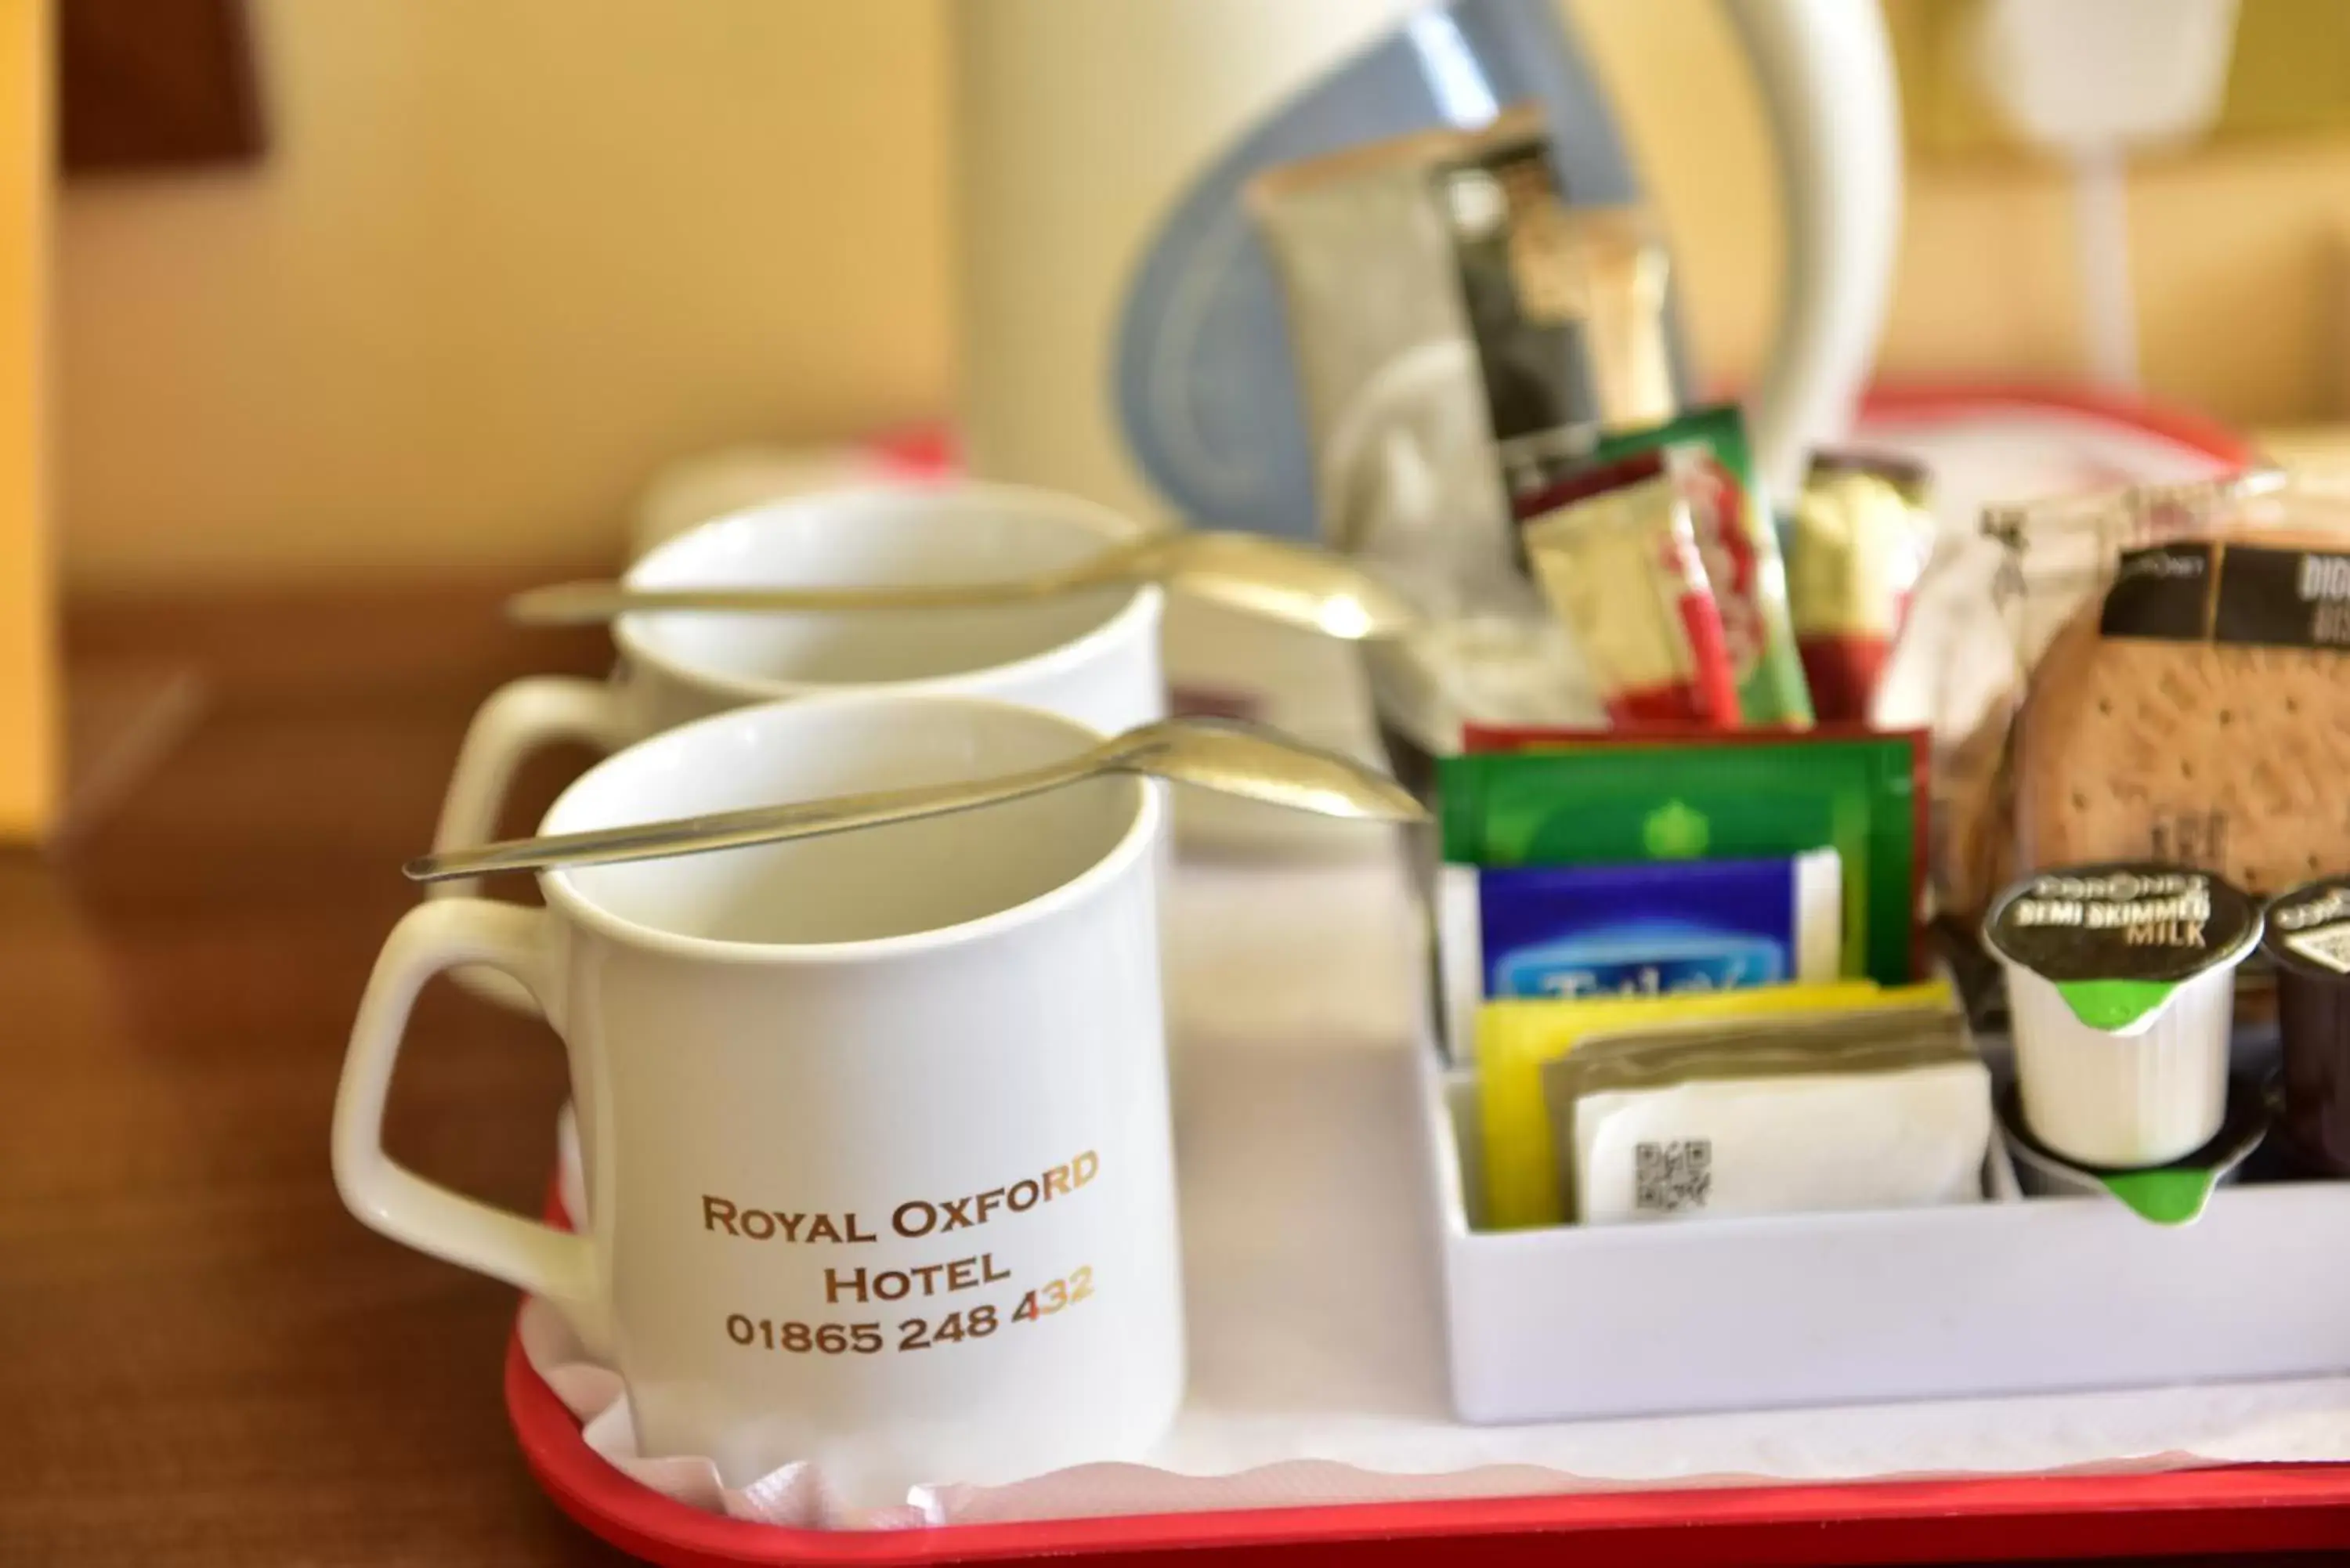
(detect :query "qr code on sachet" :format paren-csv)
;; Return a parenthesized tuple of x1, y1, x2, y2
(1634, 1140, 1712, 1212)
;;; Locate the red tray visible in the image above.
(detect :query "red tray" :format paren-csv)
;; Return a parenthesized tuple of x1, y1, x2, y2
(506, 1324, 2350, 1567)
(516, 383, 2290, 1564)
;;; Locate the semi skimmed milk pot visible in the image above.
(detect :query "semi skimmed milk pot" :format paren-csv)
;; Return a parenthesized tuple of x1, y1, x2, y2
(1984, 862, 2261, 1169)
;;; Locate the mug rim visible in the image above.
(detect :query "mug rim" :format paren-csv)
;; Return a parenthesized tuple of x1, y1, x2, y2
(613, 481, 1163, 703)
(536, 692, 1160, 965)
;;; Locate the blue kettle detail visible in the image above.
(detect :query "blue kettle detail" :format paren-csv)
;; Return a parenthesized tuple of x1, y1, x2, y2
(1109, 0, 1658, 543)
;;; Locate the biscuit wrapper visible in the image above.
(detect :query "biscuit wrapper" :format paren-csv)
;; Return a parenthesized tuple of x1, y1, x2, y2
(1938, 468, 2350, 920)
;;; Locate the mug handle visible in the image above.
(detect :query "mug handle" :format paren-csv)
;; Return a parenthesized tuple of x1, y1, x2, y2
(430, 676, 633, 1012)
(332, 897, 609, 1355)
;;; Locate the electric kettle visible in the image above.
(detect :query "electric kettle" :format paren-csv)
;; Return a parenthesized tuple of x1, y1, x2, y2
(951, 0, 1901, 525)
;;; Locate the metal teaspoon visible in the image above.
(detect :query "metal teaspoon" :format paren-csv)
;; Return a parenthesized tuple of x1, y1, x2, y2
(403, 716, 1425, 883)
(506, 531, 1420, 641)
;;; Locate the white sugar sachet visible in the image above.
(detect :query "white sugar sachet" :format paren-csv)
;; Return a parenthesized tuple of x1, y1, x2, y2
(1573, 1060, 1994, 1226)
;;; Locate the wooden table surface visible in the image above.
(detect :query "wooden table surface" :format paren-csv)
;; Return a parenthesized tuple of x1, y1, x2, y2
(3, 585, 631, 1565)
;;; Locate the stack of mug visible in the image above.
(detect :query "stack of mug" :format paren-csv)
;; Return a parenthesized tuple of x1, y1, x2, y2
(332, 484, 1273, 1507)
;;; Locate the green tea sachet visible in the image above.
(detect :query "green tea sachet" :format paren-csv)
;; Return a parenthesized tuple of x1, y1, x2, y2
(1437, 730, 1927, 990)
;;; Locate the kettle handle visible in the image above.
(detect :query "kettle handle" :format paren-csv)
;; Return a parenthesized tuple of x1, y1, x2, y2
(1720, 0, 1903, 499)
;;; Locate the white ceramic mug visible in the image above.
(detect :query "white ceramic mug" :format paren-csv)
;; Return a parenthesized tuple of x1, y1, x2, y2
(336, 693, 1184, 1505)
(434, 482, 1165, 1009)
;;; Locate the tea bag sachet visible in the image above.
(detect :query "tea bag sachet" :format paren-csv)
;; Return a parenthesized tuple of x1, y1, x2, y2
(1506, 404, 1814, 728)
(1542, 1008, 1991, 1225)
(1252, 116, 1679, 753)
(1436, 851, 1843, 1057)
(1788, 452, 1936, 725)
(1516, 454, 1741, 729)
(1563, 208, 1676, 434)
(1247, 107, 1583, 634)
(1437, 730, 1927, 990)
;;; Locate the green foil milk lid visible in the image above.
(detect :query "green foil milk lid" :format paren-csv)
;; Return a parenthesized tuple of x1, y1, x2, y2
(1998, 1084, 2267, 1225)
(2097, 1167, 2219, 1227)
(1983, 862, 2260, 1031)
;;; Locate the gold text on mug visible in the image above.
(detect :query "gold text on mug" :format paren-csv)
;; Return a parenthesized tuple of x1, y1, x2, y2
(699, 1150, 1101, 1246)
(823, 1252, 1015, 1304)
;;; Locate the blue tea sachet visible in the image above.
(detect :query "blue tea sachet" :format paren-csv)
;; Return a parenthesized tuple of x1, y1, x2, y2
(1440, 852, 1842, 1052)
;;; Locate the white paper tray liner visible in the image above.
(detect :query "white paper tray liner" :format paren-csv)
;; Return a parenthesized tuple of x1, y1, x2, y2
(525, 851, 2350, 1530)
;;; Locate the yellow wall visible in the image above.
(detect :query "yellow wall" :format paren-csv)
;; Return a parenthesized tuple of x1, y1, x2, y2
(1567, 0, 2350, 424)
(58, 0, 949, 591)
(52, 0, 2350, 591)
(2, 0, 52, 836)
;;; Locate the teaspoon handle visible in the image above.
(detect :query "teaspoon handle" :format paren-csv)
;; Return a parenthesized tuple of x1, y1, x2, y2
(404, 759, 1094, 882)
(508, 574, 1109, 626)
